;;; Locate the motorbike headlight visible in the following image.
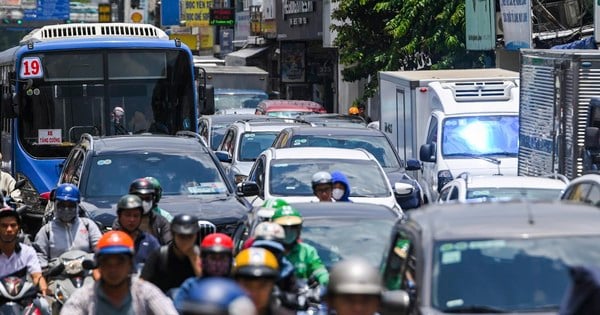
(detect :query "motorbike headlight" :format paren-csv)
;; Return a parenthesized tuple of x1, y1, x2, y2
(65, 260, 84, 275)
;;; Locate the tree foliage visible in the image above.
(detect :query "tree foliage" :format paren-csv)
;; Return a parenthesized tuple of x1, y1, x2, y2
(331, 0, 487, 99)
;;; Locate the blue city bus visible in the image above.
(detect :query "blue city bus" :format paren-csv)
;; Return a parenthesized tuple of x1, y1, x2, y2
(0, 23, 199, 212)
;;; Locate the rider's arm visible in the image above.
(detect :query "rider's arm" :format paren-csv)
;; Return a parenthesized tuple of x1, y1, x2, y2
(31, 272, 47, 296)
(85, 218, 103, 248)
(305, 244, 329, 286)
(32, 225, 50, 268)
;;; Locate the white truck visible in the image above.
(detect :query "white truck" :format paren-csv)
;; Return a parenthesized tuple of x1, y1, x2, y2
(518, 49, 600, 179)
(378, 69, 520, 202)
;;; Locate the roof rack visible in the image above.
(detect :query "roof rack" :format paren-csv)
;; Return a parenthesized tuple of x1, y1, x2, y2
(175, 131, 208, 147)
(540, 173, 570, 184)
(20, 23, 169, 45)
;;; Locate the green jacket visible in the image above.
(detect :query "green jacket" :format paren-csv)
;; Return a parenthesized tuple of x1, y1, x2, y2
(286, 242, 329, 285)
(153, 206, 173, 222)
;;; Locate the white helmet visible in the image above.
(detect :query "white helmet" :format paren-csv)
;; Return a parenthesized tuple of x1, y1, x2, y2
(311, 171, 332, 189)
(252, 222, 285, 242)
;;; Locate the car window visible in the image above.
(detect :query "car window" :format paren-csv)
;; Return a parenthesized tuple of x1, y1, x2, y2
(432, 236, 600, 312)
(238, 132, 279, 161)
(61, 148, 85, 185)
(426, 116, 438, 144)
(219, 129, 236, 156)
(382, 230, 417, 293)
(248, 156, 265, 192)
(83, 152, 227, 197)
(199, 119, 209, 144)
(269, 159, 390, 197)
(439, 186, 451, 202)
(449, 186, 459, 200)
(288, 135, 401, 169)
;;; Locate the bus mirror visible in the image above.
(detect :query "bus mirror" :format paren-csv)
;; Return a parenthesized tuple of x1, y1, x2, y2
(199, 84, 215, 115)
(1, 91, 17, 118)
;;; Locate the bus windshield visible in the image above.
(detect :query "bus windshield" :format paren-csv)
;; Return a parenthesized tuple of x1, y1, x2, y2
(17, 49, 195, 158)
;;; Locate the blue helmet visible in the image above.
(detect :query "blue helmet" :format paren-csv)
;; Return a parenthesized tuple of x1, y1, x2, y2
(54, 184, 80, 203)
(175, 278, 256, 315)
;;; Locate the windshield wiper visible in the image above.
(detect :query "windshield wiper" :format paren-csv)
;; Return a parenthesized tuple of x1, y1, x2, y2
(442, 305, 508, 313)
(518, 304, 560, 312)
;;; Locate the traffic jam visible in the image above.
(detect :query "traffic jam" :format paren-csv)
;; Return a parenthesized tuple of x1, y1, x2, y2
(0, 21, 599, 315)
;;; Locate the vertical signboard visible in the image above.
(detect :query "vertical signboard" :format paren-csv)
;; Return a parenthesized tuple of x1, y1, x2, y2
(23, 0, 68, 21)
(499, 0, 532, 50)
(124, 0, 148, 23)
(161, 0, 180, 26)
(466, 0, 496, 50)
(98, 3, 111, 22)
(183, 0, 211, 27)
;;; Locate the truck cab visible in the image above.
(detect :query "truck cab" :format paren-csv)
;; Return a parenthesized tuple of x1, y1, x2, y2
(379, 69, 519, 202)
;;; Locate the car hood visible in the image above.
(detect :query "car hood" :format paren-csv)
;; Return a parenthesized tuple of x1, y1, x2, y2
(81, 194, 250, 229)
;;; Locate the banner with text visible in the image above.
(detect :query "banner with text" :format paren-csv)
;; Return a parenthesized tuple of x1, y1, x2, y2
(499, 0, 532, 50)
(184, 0, 211, 27)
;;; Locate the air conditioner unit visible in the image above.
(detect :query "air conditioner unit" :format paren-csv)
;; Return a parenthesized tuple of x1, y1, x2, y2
(496, 12, 503, 36)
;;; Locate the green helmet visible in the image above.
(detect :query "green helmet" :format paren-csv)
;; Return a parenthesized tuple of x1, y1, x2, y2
(272, 205, 303, 226)
(144, 176, 162, 203)
(261, 198, 289, 209)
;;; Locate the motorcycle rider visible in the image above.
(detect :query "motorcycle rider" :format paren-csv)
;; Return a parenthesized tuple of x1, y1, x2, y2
(0, 154, 21, 202)
(34, 184, 102, 269)
(61, 231, 178, 314)
(174, 277, 256, 315)
(233, 247, 295, 315)
(140, 214, 201, 294)
(0, 207, 47, 296)
(311, 171, 334, 202)
(251, 222, 297, 293)
(272, 206, 329, 286)
(114, 194, 160, 273)
(200, 232, 234, 277)
(144, 176, 173, 222)
(325, 257, 383, 315)
(331, 171, 352, 202)
(113, 178, 171, 245)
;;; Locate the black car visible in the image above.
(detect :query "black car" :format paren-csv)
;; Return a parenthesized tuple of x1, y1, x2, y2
(56, 133, 251, 235)
(272, 126, 423, 210)
(235, 202, 402, 267)
(380, 201, 600, 314)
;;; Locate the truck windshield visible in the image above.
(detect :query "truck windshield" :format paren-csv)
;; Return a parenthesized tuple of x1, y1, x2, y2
(214, 93, 268, 110)
(441, 116, 518, 157)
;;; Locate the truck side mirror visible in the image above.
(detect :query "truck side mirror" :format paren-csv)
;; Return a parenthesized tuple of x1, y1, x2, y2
(419, 143, 436, 162)
(198, 84, 215, 115)
(585, 127, 600, 150)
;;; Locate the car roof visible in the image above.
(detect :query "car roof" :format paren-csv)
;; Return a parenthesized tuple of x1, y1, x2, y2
(259, 100, 323, 108)
(460, 175, 567, 190)
(288, 202, 400, 219)
(281, 126, 386, 136)
(88, 135, 208, 155)
(202, 114, 259, 124)
(269, 147, 374, 160)
(403, 201, 600, 240)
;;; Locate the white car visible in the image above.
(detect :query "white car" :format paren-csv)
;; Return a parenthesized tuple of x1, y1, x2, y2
(560, 173, 600, 207)
(237, 147, 413, 213)
(438, 173, 568, 203)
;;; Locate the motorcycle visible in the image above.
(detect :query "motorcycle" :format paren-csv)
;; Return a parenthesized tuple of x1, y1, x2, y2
(43, 250, 94, 314)
(275, 278, 326, 315)
(0, 267, 50, 315)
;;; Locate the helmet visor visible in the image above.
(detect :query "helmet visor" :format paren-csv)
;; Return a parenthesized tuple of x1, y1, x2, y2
(282, 225, 301, 245)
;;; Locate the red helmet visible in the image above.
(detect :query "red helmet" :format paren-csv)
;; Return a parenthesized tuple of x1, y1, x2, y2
(96, 231, 134, 256)
(201, 233, 233, 253)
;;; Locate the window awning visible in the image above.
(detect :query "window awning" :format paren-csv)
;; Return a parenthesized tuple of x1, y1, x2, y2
(225, 47, 269, 66)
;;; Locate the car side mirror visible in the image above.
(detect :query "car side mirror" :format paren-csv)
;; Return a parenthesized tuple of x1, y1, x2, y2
(394, 182, 414, 196)
(236, 181, 259, 197)
(419, 143, 436, 162)
(380, 290, 410, 315)
(215, 151, 232, 163)
(405, 159, 421, 171)
(585, 127, 600, 149)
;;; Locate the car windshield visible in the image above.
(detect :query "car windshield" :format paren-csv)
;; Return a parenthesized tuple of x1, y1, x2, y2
(84, 153, 228, 197)
(239, 132, 279, 161)
(301, 218, 394, 269)
(288, 135, 401, 168)
(267, 111, 312, 118)
(467, 188, 563, 201)
(432, 236, 600, 312)
(269, 158, 391, 197)
(442, 116, 519, 157)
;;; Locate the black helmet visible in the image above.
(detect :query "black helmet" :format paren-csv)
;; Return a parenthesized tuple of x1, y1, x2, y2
(171, 214, 200, 235)
(116, 194, 143, 215)
(129, 178, 155, 196)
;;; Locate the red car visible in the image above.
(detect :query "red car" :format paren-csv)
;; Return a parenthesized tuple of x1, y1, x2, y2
(255, 100, 326, 118)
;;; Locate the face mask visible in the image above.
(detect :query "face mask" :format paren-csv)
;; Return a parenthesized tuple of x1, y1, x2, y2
(56, 206, 77, 222)
(142, 201, 152, 214)
(332, 188, 345, 200)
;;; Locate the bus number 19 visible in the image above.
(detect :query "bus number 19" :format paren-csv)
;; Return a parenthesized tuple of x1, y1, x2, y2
(20, 57, 43, 79)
